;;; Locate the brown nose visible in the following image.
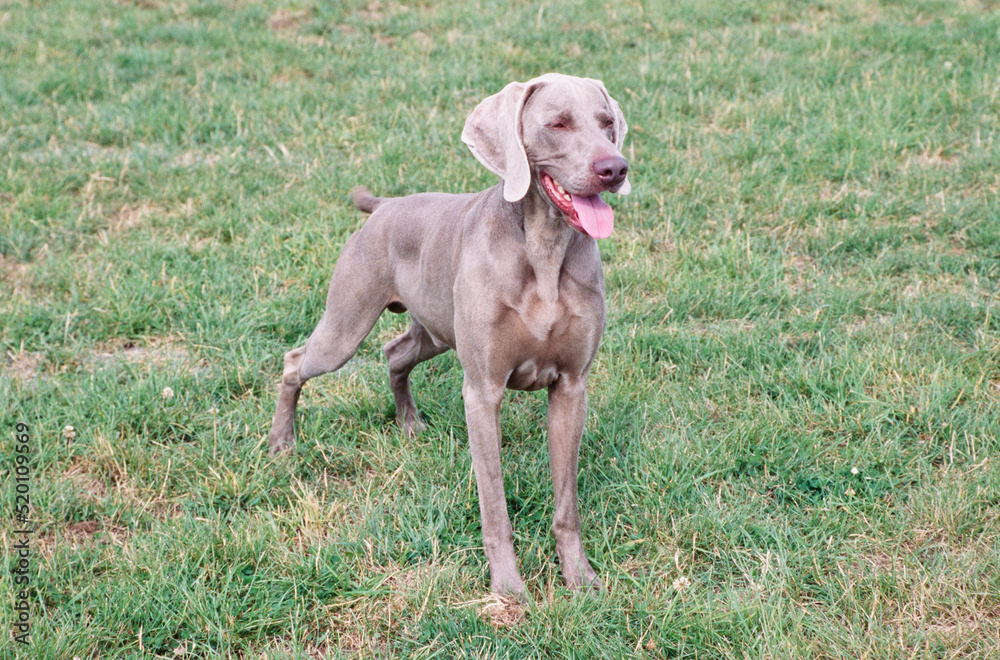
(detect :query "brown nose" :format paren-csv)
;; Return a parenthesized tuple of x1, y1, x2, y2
(594, 157, 628, 187)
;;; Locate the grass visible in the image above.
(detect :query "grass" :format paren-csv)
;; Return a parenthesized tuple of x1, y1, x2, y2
(2, 0, 999, 657)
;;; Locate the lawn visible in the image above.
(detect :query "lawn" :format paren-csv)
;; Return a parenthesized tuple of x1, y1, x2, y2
(2, 0, 999, 657)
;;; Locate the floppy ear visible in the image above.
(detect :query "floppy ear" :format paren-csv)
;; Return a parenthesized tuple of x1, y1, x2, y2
(585, 78, 631, 195)
(461, 80, 536, 203)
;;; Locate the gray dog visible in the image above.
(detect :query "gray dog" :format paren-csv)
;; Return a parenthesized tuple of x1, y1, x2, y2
(268, 73, 630, 597)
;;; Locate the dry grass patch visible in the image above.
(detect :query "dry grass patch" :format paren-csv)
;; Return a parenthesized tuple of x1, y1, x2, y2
(784, 253, 815, 295)
(286, 481, 352, 549)
(896, 607, 1000, 657)
(267, 8, 311, 32)
(0, 253, 34, 297)
(903, 148, 960, 170)
(321, 601, 394, 657)
(818, 180, 874, 203)
(82, 431, 183, 520)
(2, 349, 43, 380)
(83, 336, 200, 373)
(469, 593, 526, 629)
(921, 609, 1000, 638)
(63, 459, 108, 500)
(171, 150, 224, 169)
(356, 1, 385, 22)
(106, 201, 159, 235)
(64, 520, 129, 546)
(36, 519, 130, 559)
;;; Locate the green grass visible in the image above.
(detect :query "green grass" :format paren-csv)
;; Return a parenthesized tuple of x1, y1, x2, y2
(2, 0, 1000, 657)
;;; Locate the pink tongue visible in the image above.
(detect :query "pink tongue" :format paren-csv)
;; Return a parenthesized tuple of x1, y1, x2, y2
(570, 193, 614, 239)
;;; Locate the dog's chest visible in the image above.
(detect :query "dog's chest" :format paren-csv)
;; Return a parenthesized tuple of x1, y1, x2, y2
(503, 281, 604, 390)
(515, 294, 581, 342)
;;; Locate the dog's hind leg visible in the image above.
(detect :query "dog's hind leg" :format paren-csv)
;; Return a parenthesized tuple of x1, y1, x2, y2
(268, 235, 390, 455)
(383, 320, 449, 436)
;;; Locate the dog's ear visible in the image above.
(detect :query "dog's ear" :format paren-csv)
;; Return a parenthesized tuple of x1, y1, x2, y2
(585, 78, 631, 195)
(461, 80, 536, 203)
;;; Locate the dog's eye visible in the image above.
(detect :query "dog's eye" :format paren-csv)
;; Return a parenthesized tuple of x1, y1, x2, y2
(548, 121, 568, 130)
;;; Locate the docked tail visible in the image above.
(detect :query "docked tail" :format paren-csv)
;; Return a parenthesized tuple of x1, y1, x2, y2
(351, 186, 383, 214)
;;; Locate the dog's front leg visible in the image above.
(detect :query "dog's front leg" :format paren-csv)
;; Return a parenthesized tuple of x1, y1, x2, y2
(462, 376, 527, 598)
(548, 375, 601, 592)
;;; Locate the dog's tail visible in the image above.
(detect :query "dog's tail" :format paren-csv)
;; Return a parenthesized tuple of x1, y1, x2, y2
(351, 186, 383, 214)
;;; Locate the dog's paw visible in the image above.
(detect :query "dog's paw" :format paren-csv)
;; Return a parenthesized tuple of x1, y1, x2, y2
(268, 434, 295, 456)
(571, 572, 603, 596)
(562, 560, 602, 595)
(398, 409, 427, 437)
(491, 578, 529, 604)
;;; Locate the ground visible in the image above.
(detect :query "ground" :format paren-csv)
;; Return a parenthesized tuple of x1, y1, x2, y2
(1, 0, 999, 658)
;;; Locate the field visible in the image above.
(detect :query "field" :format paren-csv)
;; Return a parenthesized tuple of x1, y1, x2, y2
(2, 0, 1000, 657)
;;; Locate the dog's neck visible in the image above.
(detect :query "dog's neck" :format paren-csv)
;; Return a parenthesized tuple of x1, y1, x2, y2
(519, 182, 578, 303)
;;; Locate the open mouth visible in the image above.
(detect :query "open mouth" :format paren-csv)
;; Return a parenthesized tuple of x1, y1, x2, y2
(539, 172, 614, 239)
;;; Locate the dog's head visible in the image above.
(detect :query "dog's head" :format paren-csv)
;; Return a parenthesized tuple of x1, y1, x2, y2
(461, 73, 630, 239)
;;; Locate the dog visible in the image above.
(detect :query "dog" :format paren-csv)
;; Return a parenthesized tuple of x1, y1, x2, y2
(268, 73, 630, 596)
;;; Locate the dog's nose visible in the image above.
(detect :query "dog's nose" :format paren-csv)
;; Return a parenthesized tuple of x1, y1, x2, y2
(594, 157, 628, 187)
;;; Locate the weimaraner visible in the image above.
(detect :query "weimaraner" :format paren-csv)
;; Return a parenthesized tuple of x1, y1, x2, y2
(268, 73, 630, 597)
